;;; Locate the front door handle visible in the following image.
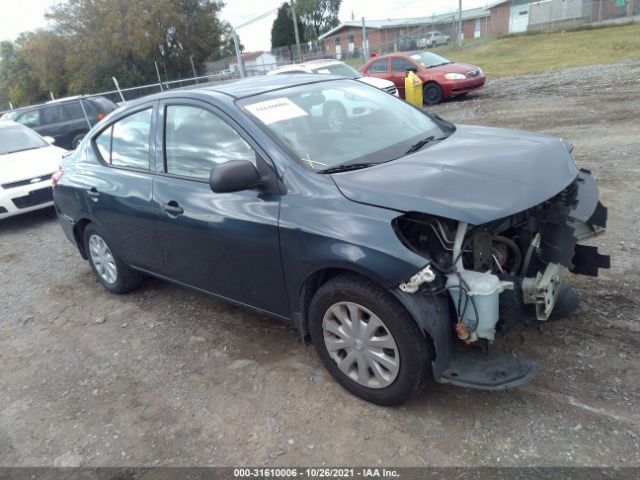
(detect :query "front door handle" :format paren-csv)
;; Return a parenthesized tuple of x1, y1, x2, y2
(162, 201, 184, 216)
(86, 187, 101, 200)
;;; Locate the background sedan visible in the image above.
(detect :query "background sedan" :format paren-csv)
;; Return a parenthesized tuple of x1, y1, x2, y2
(0, 121, 66, 219)
(360, 52, 486, 105)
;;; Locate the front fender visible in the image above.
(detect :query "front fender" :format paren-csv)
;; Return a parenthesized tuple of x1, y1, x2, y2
(391, 289, 453, 381)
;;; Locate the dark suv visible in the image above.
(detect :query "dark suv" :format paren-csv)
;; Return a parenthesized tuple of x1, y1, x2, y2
(2, 96, 117, 149)
(53, 75, 609, 405)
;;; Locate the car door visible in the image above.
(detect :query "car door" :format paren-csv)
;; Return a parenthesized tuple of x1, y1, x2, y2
(152, 99, 289, 317)
(365, 58, 390, 83)
(36, 105, 71, 147)
(84, 103, 164, 272)
(390, 57, 418, 98)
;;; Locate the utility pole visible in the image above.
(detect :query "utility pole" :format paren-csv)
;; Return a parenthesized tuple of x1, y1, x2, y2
(290, 0, 302, 62)
(458, 0, 463, 48)
(232, 29, 245, 78)
(361, 16, 368, 60)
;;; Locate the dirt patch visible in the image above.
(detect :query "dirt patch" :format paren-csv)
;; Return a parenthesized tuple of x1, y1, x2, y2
(1, 61, 639, 467)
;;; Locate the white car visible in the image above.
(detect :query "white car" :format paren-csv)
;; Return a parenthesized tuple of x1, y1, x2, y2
(418, 31, 451, 49)
(268, 59, 399, 97)
(0, 121, 67, 219)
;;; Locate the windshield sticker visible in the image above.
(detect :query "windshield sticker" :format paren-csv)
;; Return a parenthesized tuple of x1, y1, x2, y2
(245, 98, 308, 125)
(316, 69, 331, 74)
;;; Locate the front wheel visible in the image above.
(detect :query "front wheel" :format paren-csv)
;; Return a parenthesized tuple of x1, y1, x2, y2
(309, 274, 432, 406)
(423, 82, 444, 105)
(83, 224, 142, 294)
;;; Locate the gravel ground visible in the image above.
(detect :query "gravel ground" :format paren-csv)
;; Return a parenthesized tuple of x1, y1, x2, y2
(1, 60, 639, 468)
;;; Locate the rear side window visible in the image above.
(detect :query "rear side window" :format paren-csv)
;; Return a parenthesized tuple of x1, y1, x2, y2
(367, 59, 388, 73)
(63, 101, 86, 120)
(41, 105, 66, 124)
(95, 109, 151, 170)
(164, 105, 255, 180)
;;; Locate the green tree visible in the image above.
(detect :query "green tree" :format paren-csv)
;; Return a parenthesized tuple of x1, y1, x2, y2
(297, 0, 341, 41)
(45, 0, 225, 91)
(271, 2, 305, 60)
(0, 38, 44, 108)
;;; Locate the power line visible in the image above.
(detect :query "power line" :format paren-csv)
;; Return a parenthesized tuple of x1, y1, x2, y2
(234, 8, 279, 30)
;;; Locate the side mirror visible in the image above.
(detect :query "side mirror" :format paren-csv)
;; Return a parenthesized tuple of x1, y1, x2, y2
(209, 160, 261, 194)
(43, 136, 56, 144)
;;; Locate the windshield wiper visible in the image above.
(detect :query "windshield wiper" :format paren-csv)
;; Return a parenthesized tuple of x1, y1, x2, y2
(318, 163, 376, 174)
(428, 62, 452, 68)
(405, 135, 447, 154)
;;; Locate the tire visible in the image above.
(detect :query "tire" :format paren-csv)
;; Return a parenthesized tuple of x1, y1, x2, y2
(309, 273, 432, 406)
(71, 133, 86, 149)
(324, 102, 347, 133)
(83, 223, 142, 294)
(423, 82, 444, 105)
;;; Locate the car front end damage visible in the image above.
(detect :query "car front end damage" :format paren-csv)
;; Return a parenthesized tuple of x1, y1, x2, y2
(393, 168, 609, 390)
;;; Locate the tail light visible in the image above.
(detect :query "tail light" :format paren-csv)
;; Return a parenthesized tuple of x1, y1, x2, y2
(52, 170, 64, 187)
(96, 112, 105, 121)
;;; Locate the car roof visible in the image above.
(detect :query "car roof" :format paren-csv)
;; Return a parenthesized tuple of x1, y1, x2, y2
(180, 74, 348, 100)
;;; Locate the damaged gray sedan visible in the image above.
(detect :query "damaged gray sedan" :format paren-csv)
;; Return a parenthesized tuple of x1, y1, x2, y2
(54, 75, 609, 405)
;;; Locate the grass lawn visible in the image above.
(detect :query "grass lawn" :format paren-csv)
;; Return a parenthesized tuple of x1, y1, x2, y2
(345, 23, 639, 77)
(431, 23, 640, 76)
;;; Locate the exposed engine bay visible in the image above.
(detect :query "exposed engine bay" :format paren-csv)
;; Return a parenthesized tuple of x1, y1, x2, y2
(394, 169, 610, 347)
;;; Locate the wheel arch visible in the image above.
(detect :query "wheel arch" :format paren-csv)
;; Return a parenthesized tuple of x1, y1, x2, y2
(73, 217, 92, 259)
(297, 266, 453, 381)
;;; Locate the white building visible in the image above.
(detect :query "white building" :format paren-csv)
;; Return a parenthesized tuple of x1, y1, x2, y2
(229, 51, 278, 76)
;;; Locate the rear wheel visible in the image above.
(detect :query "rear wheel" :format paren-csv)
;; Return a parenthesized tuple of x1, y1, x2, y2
(423, 82, 444, 105)
(309, 274, 432, 405)
(83, 224, 142, 294)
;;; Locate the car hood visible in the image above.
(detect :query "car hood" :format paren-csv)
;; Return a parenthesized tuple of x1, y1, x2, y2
(429, 62, 478, 74)
(0, 145, 66, 184)
(331, 125, 579, 225)
(357, 76, 395, 89)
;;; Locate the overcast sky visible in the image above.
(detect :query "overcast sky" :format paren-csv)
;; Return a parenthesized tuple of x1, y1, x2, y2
(1, 0, 491, 49)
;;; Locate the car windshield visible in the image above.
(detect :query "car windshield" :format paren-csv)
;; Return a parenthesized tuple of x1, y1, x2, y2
(410, 52, 452, 68)
(311, 63, 362, 79)
(0, 124, 48, 155)
(239, 79, 449, 171)
(1, 111, 18, 121)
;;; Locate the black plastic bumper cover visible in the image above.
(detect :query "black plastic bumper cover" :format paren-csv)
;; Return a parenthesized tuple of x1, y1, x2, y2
(438, 347, 536, 390)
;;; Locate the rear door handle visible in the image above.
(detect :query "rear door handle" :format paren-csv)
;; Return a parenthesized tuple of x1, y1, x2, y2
(162, 201, 184, 216)
(86, 187, 101, 199)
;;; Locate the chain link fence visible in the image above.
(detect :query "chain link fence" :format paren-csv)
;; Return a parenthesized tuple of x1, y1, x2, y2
(1, 0, 637, 148)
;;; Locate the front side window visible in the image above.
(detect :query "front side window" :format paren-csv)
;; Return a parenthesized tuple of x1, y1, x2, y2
(240, 80, 449, 172)
(367, 59, 388, 74)
(391, 57, 415, 72)
(95, 108, 151, 169)
(164, 105, 255, 180)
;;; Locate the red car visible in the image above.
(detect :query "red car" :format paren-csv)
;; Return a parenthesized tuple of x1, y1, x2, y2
(359, 52, 486, 105)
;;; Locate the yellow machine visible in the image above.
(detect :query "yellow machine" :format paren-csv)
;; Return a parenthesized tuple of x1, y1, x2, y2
(404, 70, 423, 108)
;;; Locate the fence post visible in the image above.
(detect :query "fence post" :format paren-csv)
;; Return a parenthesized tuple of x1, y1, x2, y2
(112, 77, 126, 103)
(189, 55, 198, 83)
(155, 61, 164, 91)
